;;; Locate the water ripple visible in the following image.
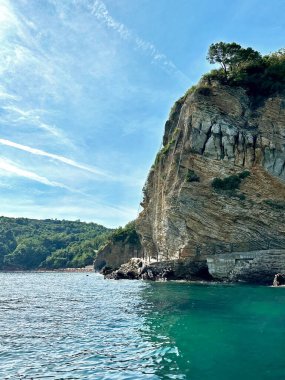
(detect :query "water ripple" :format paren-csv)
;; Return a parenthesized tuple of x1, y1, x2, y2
(0, 273, 181, 380)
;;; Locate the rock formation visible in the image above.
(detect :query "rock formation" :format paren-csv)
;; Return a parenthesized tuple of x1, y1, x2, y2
(136, 82, 285, 268)
(96, 79, 285, 284)
(94, 239, 143, 271)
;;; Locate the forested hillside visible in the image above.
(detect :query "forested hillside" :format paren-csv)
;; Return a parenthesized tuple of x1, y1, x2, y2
(0, 217, 112, 270)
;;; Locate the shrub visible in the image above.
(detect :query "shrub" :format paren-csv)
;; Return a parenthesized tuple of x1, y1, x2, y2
(264, 200, 285, 210)
(185, 169, 200, 182)
(212, 171, 250, 191)
(212, 175, 241, 190)
(238, 170, 251, 179)
(110, 221, 141, 246)
(197, 86, 211, 96)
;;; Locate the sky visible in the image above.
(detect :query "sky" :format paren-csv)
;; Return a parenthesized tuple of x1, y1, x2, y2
(0, 0, 284, 227)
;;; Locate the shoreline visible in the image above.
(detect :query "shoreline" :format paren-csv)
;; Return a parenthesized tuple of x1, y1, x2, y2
(1, 265, 94, 273)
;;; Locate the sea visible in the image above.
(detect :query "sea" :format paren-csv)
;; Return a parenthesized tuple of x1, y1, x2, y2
(0, 272, 285, 379)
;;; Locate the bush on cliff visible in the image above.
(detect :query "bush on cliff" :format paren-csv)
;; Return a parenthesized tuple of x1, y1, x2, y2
(185, 169, 200, 182)
(212, 175, 241, 191)
(205, 42, 285, 99)
(110, 221, 140, 246)
(212, 171, 250, 192)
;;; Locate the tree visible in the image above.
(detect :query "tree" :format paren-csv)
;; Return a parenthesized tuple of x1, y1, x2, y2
(207, 42, 261, 77)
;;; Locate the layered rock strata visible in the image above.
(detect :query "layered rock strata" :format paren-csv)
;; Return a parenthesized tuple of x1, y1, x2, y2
(136, 82, 285, 266)
(95, 81, 285, 283)
(207, 249, 285, 284)
(94, 240, 143, 271)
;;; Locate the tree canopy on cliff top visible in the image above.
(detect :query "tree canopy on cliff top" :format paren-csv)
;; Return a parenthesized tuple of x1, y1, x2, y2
(205, 42, 285, 98)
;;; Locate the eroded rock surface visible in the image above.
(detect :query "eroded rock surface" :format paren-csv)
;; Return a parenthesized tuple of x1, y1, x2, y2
(94, 240, 143, 272)
(95, 81, 285, 283)
(104, 258, 211, 281)
(137, 82, 285, 266)
(273, 273, 285, 286)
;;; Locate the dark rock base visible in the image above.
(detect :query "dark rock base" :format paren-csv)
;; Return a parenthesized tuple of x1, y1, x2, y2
(273, 273, 285, 286)
(102, 258, 213, 281)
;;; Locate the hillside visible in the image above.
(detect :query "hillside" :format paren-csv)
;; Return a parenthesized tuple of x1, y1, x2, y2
(0, 217, 112, 270)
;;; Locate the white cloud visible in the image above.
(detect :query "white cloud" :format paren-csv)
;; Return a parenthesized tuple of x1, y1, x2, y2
(0, 157, 69, 189)
(0, 138, 109, 177)
(0, 85, 21, 101)
(0, 105, 74, 147)
(87, 0, 187, 77)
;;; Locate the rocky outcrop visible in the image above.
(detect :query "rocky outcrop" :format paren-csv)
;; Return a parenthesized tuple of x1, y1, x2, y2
(273, 273, 285, 286)
(95, 81, 285, 284)
(104, 257, 211, 281)
(94, 240, 143, 272)
(136, 82, 285, 268)
(207, 249, 285, 284)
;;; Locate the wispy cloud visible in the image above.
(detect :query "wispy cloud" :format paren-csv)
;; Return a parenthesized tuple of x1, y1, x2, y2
(87, 0, 187, 78)
(1, 105, 67, 139)
(0, 85, 21, 101)
(0, 1, 78, 146)
(0, 138, 109, 177)
(0, 157, 68, 189)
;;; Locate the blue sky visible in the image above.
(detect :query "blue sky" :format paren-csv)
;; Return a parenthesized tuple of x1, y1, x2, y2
(0, 0, 284, 227)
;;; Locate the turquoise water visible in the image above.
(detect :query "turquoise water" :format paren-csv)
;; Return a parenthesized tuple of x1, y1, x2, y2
(0, 273, 285, 379)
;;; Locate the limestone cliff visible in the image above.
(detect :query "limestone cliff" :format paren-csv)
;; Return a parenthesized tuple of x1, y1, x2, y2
(94, 240, 143, 271)
(94, 222, 143, 271)
(136, 81, 285, 270)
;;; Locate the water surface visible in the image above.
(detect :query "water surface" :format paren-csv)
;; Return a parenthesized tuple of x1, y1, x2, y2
(0, 273, 284, 379)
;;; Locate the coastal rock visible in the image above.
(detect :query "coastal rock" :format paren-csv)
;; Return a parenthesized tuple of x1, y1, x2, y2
(136, 83, 285, 274)
(103, 257, 212, 281)
(94, 239, 143, 272)
(273, 273, 285, 286)
(95, 81, 285, 284)
(104, 258, 144, 280)
(207, 249, 285, 284)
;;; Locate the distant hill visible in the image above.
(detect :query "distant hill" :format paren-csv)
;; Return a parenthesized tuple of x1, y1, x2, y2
(0, 216, 112, 270)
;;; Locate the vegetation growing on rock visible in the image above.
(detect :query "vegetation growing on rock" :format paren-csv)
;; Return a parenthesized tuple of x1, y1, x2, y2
(185, 169, 200, 182)
(263, 199, 285, 210)
(205, 42, 285, 101)
(212, 171, 250, 191)
(109, 221, 140, 246)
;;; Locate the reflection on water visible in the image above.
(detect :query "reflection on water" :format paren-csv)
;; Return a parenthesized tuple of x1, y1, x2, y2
(0, 273, 285, 379)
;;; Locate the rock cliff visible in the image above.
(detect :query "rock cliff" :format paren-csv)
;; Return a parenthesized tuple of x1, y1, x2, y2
(95, 79, 285, 283)
(94, 222, 144, 271)
(94, 239, 143, 271)
(135, 81, 285, 280)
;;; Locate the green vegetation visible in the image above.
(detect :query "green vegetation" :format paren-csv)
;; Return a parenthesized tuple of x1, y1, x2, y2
(212, 171, 250, 199)
(212, 175, 241, 191)
(196, 86, 212, 96)
(238, 170, 251, 179)
(263, 199, 285, 210)
(204, 42, 285, 102)
(154, 134, 177, 166)
(207, 42, 262, 77)
(0, 217, 112, 270)
(185, 169, 200, 182)
(109, 221, 140, 246)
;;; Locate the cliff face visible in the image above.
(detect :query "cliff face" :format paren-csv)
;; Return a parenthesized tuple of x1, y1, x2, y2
(94, 240, 143, 271)
(136, 82, 285, 264)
